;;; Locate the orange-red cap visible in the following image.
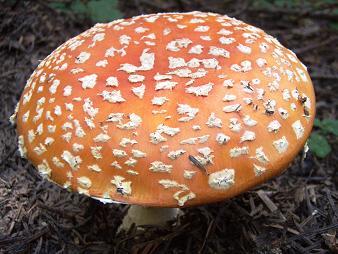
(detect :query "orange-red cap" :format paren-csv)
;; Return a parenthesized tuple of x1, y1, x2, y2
(13, 12, 315, 207)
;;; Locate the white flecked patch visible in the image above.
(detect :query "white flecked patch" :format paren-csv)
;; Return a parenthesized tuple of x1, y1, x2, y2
(72, 143, 84, 152)
(113, 149, 127, 158)
(168, 149, 186, 160)
(185, 83, 213, 96)
(106, 76, 119, 87)
(154, 73, 172, 81)
(253, 164, 266, 176)
(52, 157, 65, 168)
(63, 86, 72, 97)
(94, 133, 111, 142)
(111, 176, 132, 195)
(223, 79, 234, 88)
(91, 146, 102, 160)
(126, 170, 139, 175)
(34, 143, 47, 155)
(128, 74, 145, 83)
(124, 157, 137, 167)
(17, 135, 27, 158)
(75, 52, 91, 64)
(155, 80, 178, 90)
(180, 135, 209, 145)
(117, 113, 142, 130)
(282, 89, 291, 101)
(292, 120, 304, 139)
(242, 115, 257, 126)
(96, 59, 108, 67)
(267, 120, 281, 133)
(111, 161, 122, 170)
(223, 104, 241, 113)
(216, 133, 230, 144)
(273, 136, 289, 153)
(217, 28, 233, 35)
(188, 44, 203, 54)
(240, 131, 256, 143)
(223, 94, 237, 101)
(195, 26, 209, 32)
(278, 108, 289, 119)
(192, 125, 201, 131)
(106, 113, 124, 123)
(149, 131, 167, 144)
(88, 164, 102, 172)
(131, 84, 145, 99)
(206, 112, 222, 128)
(183, 170, 196, 179)
(208, 169, 235, 190)
(166, 38, 192, 51)
(132, 149, 146, 158)
(156, 124, 180, 136)
(253, 147, 270, 164)
(230, 147, 249, 157)
(61, 150, 82, 170)
(149, 161, 173, 173)
(98, 90, 125, 103)
(120, 138, 138, 147)
(77, 176, 92, 189)
(177, 104, 199, 122)
(296, 67, 308, 82)
(219, 37, 236, 45)
(229, 118, 241, 132)
(237, 44, 251, 54)
(79, 74, 97, 89)
(49, 80, 60, 94)
(152, 96, 168, 106)
(168, 57, 186, 69)
(37, 160, 52, 178)
(209, 46, 230, 58)
(158, 179, 195, 206)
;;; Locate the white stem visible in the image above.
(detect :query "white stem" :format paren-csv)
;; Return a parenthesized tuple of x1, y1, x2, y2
(120, 205, 180, 230)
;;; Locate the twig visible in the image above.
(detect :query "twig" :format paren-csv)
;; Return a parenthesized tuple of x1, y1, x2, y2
(310, 74, 338, 80)
(199, 219, 214, 254)
(257, 190, 278, 213)
(287, 223, 338, 242)
(248, 8, 338, 21)
(294, 36, 338, 54)
(229, 0, 251, 17)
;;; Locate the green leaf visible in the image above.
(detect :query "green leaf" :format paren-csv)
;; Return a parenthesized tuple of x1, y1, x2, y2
(49, 0, 122, 23)
(48, 2, 69, 11)
(252, 0, 274, 8)
(80, 0, 122, 22)
(321, 119, 338, 136)
(330, 21, 338, 31)
(313, 118, 322, 128)
(308, 133, 332, 158)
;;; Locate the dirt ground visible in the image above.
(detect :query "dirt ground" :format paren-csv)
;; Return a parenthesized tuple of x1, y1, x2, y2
(0, 1, 337, 253)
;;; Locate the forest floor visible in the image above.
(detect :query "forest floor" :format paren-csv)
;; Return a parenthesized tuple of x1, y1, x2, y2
(0, 1, 337, 253)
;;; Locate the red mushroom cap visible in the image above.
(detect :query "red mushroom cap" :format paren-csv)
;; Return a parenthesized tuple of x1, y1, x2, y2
(13, 12, 315, 207)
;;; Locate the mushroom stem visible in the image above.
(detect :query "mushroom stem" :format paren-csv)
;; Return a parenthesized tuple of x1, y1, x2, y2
(120, 205, 180, 230)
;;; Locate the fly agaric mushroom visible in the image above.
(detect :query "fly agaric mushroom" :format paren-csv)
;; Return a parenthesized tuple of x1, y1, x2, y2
(11, 12, 315, 229)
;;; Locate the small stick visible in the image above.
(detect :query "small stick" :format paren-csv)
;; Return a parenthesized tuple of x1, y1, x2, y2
(257, 190, 278, 213)
(188, 155, 209, 175)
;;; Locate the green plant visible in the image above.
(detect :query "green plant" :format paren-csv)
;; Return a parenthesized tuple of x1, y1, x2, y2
(49, 0, 122, 23)
(308, 118, 338, 158)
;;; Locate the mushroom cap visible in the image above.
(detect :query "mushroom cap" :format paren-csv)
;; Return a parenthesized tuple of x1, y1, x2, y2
(14, 12, 315, 207)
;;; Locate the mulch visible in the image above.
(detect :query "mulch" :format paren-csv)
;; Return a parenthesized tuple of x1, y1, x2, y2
(0, 1, 337, 253)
